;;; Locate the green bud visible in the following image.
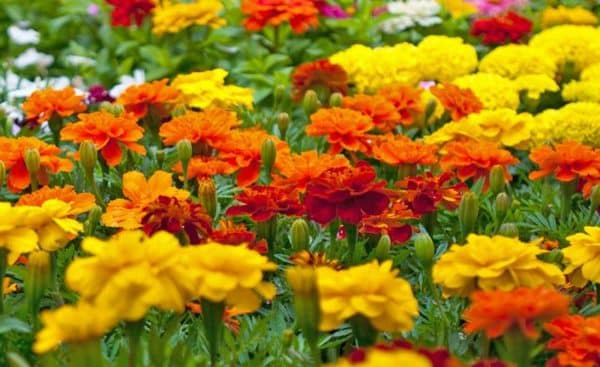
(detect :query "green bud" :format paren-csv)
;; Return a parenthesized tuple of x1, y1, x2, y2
(374, 235, 391, 261)
(0, 161, 5, 188)
(459, 192, 479, 237)
(155, 149, 165, 169)
(176, 139, 193, 164)
(591, 185, 600, 210)
(171, 104, 188, 118)
(286, 267, 320, 349)
(495, 192, 511, 222)
(85, 205, 103, 235)
(290, 219, 310, 252)
(100, 102, 124, 116)
(414, 233, 435, 268)
(329, 92, 343, 107)
(546, 248, 563, 264)
(79, 141, 97, 174)
(25, 251, 52, 317)
(303, 90, 320, 116)
(489, 165, 506, 195)
(24, 148, 40, 176)
(261, 138, 277, 176)
(498, 222, 519, 238)
(274, 85, 286, 106)
(198, 178, 217, 219)
(277, 112, 290, 138)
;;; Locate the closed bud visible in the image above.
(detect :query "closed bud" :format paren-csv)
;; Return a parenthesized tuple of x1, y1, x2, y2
(286, 266, 320, 348)
(303, 90, 320, 116)
(374, 234, 391, 261)
(79, 140, 97, 173)
(414, 233, 435, 268)
(277, 112, 290, 138)
(100, 102, 124, 116)
(546, 248, 563, 264)
(290, 219, 310, 251)
(171, 104, 188, 117)
(495, 192, 511, 221)
(25, 250, 52, 316)
(459, 192, 479, 236)
(24, 148, 40, 176)
(198, 178, 217, 219)
(261, 138, 277, 175)
(274, 85, 286, 105)
(0, 161, 5, 188)
(155, 149, 165, 168)
(591, 185, 600, 210)
(498, 222, 519, 238)
(85, 205, 103, 235)
(329, 92, 343, 107)
(176, 139, 193, 164)
(489, 165, 506, 195)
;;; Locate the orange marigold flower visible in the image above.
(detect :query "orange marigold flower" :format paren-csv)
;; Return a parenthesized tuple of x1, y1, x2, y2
(273, 150, 350, 192)
(22, 87, 86, 124)
(292, 59, 348, 102)
(342, 95, 401, 133)
(464, 287, 570, 340)
(440, 139, 518, 187)
(396, 172, 467, 216)
(0, 137, 73, 193)
(172, 156, 237, 182)
(60, 111, 146, 167)
(360, 201, 415, 245)
(210, 219, 268, 254)
(545, 314, 600, 367)
(241, 0, 319, 34)
(306, 107, 373, 154)
(102, 170, 189, 229)
(377, 84, 424, 127)
(290, 250, 341, 269)
(430, 83, 483, 121)
(16, 185, 95, 216)
(371, 134, 438, 167)
(529, 141, 600, 183)
(159, 109, 241, 151)
(186, 302, 243, 334)
(226, 185, 303, 222)
(115, 79, 180, 119)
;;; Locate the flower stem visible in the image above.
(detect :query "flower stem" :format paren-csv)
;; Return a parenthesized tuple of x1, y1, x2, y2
(349, 315, 377, 347)
(126, 320, 144, 367)
(344, 222, 358, 264)
(201, 299, 225, 367)
(560, 180, 577, 222)
(0, 249, 7, 314)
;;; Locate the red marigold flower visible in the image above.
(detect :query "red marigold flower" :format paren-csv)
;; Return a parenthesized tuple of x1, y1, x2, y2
(241, 0, 320, 34)
(304, 161, 390, 225)
(22, 87, 86, 124)
(545, 314, 600, 367)
(377, 84, 424, 127)
(116, 79, 180, 119)
(342, 94, 401, 133)
(430, 83, 483, 121)
(529, 141, 600, 183)
(273, 150, 350, 192)
(371, 134, 438, 167)
(306, 107, 374, 154)
(464, 287, 570, 340)
(291, 59, 348, 102)
(396, 172, 467, 216)
(210, 219, 268, 254)
(359, 201, 415, 245)
(226, 185, 303, 222)
(106, 0, 155, 27)
(470, 11, 533, 45)
(141, 196, 213, 244)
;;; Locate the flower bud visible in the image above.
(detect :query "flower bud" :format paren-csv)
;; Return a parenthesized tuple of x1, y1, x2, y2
(374, 234, 391, 261)
(498, 222, 519, 238)
(261, 138, 276, 176)
(85, 205, 103, 235)
(171, 104, 187, 117)
(100, 102, 124, 116)
(198, 178, 217, 219)
(545, 248, 563, 264)
(303, 90, 320, 116)
(414, 233, 435, 268)
(25, 250, 51, 317)
(176, 139, 193, 164)
(155, 149, 165, 169)
(495, 192, 511, 221)
(24, 148, 40, 176)
(277, 112, 290, 138)
(79, 140, 97, 174)
(591, 185, 600, 210)
(286, 266, 320, 348)
(329, 92, 343, 107)
(489, 165, 506, 195)
(459, 192, 479, 236)
(274, 85, 286, 106)
(290, 218, 310, 252)
(0, 161, 5, 188)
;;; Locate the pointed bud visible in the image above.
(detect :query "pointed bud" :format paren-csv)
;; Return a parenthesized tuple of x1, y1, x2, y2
(591, 185, 600, 210)
(85, 205, 103, 235)
(99, 102, 124, 116)
(198, 178, 217, 219)
(25, 250, 51, 317)
(290, 219, 310, 252)
(286, 266, 320, 348)
(374, 234, 391, 261)
(459, 192, 479, 236)
(176, 139, 193, 164)
(0, 161, 5, 188)
(495, 192, 511, 222)
(277, 112, 290, 138)
(498, 222, 519, 238)
(24, 148, 40, 176)
(274, 85, 286, 105)
(329, 92, 343, 107)
(303, 90, 320, 116)
(79, 141, 97, 174)
(489, 165, 506, 195)
(261, 138, 276, 176)
(414, 233, 435, 268)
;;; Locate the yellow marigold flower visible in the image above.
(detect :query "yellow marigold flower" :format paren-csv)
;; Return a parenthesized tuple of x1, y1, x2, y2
(327, 348, 432, 367)
(433, 234, 565, 297)
(453, 73, 519, 110)
(330, 43, 421, 93)
(152, 0, 225, 35)
(317, 260, 418, 332)
(541, 6, 598, 29)
(437, 0, 476, 18)
(66, 231, 195, 321)
(514, 74, 559, 100)
(530, 25, 600, 72)
(417, 35, 478, 82)
(24, 200, 83, 253)
(562, 80, 600, 103)
(184, 242, 277, 313)
(172, 69, 254, 110)
(0, 202, 39, 264)
(563, 227, 600, 288)
(33, 302, 117, 354)
(532, 102, 600, 147)
(581, 63, 600, 81)
(479, 45, 557, 79)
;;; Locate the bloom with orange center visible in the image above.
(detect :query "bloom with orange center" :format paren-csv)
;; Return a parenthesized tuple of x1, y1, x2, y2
(141, 196, 212, 244)
(22, 87, 86, 124)
(292, 59, 348, 101)
(342, 95, 401, 133)
(226, 185, 303, 222)
(241, 0, 319, 34)
(16, 185, 95, 216)
(116, 79, 180, 119)
(273, 150, 350, 192)
(360, 201, 415, 245)
(396, 172, 467, 216)
(159, 109, 241, 151)
(306, 107, 373, 154)
(529, 141, 600, 183)
(377, 84, 424, 126)
(430, 83, 483, 121)
(102, 170, 189, 229)
(210, 219, 268, 254)
(464, 287, 570, 340)
(60, 111, 146, 167)
(371, 134, 438, 167)
(440, 139, 519, 187)
(172, 156, 237, 183)
(0, 137, 73, 193)
(545, 315, 600, 367)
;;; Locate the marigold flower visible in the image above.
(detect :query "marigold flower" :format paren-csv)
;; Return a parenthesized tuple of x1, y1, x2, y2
(159, 109, 241, 149)
(306, 107, 373, 154)
(152, 0, 225, 35)
(290, 250, 341, 269)
(318, 260, 418, 332)
(305, 162, 390, 225)
(440, 139, 519, 187)
(22, 199, 84, 252)
(103, 170, 189, 229)
(545, 315, 600, 367)
(0, 202, 39, 264)
(371, 134, 437, 167)
(241, 0, 320, 34)
(210, 220, 268, 254)
(416, 35, 478, 83)
(22, 87, 86, 124)
(453, 73, 519, 110)
(377, 84, 424, 127)
(515, 74, 560, 100)
(226, 185, 303, 222)
(562, 226, 600, 288)
(17, 185, 95, 216)
(542, 5, 598, 29)
(471, 12, 532, 45)
(0, 137, 73, 193)
(530, 25, 600, 71)
(342, 95, 401, 133)
(292, 59, 348, 102)
(60, 111, 146, 167)
(359, 202, 415, 245)
(273, 150, 350, 192)
(433, 234, 565, 297)
(396, 172, 467, 216)
(430, 83, 483, 121)
(115, 79, 180, 119)
(463, 287, 570, 339)
(529, 141, 600, 183)
(172, 156, 237, 183)
(329, 348, 432, 367)
(106, 0, 154, 27)
(479, 45, 557, 79)
(183, 242, 277, 313)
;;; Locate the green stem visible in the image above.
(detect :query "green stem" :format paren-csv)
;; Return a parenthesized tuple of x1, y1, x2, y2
(560, 180, 577, 222)
(501, 328, 533, 367)
(0, 249, 7, 314)
(256, 217, 277, 258)
(181, 160, 189, 191)
(85, 168, 103, 208)
(344, 222, 358, 264)
(349, 315, 377, 347)
(201, 299, 225, 367)
(126, 320, 144, 367)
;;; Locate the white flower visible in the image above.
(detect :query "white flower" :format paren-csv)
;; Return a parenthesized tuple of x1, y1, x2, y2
(13, 48, 54, 69)
(0, 102, 24, 122)
(109, 69, 145, 98)
(381, 0, 442, 33)
(7, 24, 40, 45)
(65, 55, 96, 67)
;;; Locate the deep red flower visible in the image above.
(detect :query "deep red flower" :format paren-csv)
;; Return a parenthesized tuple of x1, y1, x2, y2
(226, 185, 304, 222)
(470, 12, 532, 45)
(106, 0, 155, 27)
(305, 161, 390, 225)
(360, 201, 415, 245)
(396, 172, 467, 216)
(292, 59, 348, 102)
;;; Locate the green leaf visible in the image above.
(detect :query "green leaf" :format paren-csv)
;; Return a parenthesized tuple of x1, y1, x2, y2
(0, 316, 31, 333)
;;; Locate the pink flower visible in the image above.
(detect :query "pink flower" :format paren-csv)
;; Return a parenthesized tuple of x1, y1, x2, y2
(466, 0, 527, 16)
